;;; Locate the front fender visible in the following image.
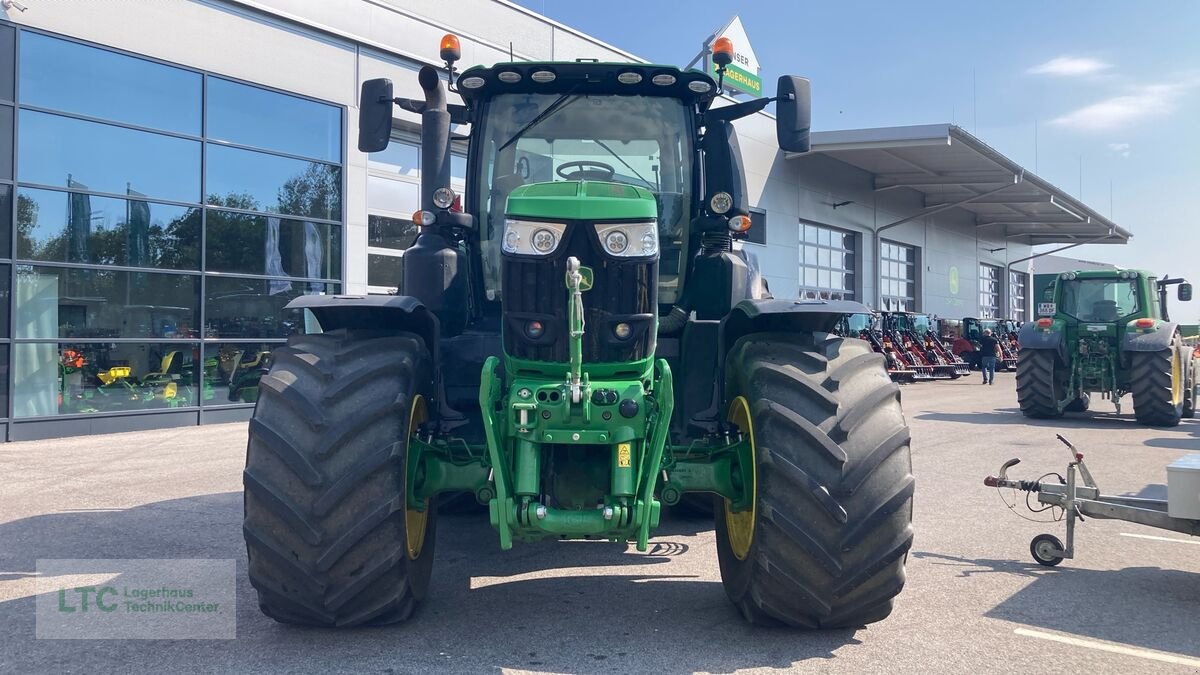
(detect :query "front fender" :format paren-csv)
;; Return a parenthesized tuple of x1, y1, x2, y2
(286, 294, 440, 351)
(723, 298, 871, 347)
(1018, 321, 1064, 351)
(1122, 321, 1178, 352)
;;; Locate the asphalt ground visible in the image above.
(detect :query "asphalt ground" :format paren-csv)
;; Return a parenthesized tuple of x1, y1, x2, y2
(2, 370, 1199, 673)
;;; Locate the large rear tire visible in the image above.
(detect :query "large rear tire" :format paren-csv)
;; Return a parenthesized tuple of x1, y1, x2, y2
(243, 329, 436, 626)
(715, 332, 914, 629)
(1130, 334, 1185, 427)
(1015, 349, 1065, 418)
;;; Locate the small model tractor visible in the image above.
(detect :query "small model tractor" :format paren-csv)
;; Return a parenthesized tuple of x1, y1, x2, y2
(242, 35, 914, 629)
(1016, 270, 1194, 426)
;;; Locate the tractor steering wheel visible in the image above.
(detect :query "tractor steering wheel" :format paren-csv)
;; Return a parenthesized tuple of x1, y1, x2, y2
(556, 160, 616, 181)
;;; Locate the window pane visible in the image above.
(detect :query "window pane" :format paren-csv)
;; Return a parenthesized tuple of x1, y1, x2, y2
(0, 263, 8, 338)
(0, 24, 13, 101)
(747, 210, 766, 245)
(803, 268, 817, 286)
(14, 265, 199, 339)
(368, 253, 403, 288)
(16, 187, 200, 269)
(368, 214, 417, 250)
(818, 269, 830, 288)
(367, 175, 419, 216)
(451, 154, 467, 183)
(19, 32, 202, 134)
(204, 275, 337, 338)
(206, 210, 340, 279)
(1, 184, 11, 257)
(19, 110, 201, 202)
(206, 145, 341, 221)
(205, 342, 280, 404)
(369, 142, 419, 176)
(817, 248, 830, 267)
(802, 246, 816, 265)
(13, 341, 200, 417)
(206, 77, 341, 163)
(0, 105, 11, 179)
(818, 227, 831, 246)
(804, 224, 817, 243)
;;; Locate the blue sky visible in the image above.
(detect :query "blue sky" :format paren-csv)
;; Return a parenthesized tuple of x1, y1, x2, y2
(514, 0, 1200, 320)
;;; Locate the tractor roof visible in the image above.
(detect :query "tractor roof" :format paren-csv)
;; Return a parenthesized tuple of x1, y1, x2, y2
(456, 61, 718, 108)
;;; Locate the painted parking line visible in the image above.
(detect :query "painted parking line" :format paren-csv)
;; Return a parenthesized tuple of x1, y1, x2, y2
(1014, 628, 1200, 668)
(1119, 532, 1200, 546)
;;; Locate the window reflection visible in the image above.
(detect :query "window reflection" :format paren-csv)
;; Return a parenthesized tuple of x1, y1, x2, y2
(0, 344, 7, 418)
(206, 77, 340, 163)
(0, 184, 11, 257)
(19, 32, 202, 135)
(19, 110, 201, 203)
(1, 105, 13, 180)
(367, 175, 418, 216)
(206, 210, 339, 279)
(204, 342, 280, 404)
(14, 265, 199, 339)
(368, 142, 419, 176)
(206, 144, 341, 221)
(0, 24, 13, 102)
(368, 214, 417, 250)
(367, 253, 403, 289)
(13, 342, 201, 417)
(204, 276, 337, 338)
(16, 187, 200, 269)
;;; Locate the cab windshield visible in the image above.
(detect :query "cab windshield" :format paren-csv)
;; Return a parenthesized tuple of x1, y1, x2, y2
(1059, 278, 1140, 321)
(474, 93, 694, 303)
(911, 315, 931, 335)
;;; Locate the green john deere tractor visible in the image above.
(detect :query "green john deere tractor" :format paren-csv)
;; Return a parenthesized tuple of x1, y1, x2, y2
(243, 35, 914, 629)
(1016, 269, 1195, 426)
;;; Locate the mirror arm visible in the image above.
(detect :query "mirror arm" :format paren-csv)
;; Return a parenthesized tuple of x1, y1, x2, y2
(391, 99, 470, 125)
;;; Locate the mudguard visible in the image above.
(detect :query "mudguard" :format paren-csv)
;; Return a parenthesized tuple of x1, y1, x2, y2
(1122, 321, 1178, 352)
(723, 298, 871, 347)
(286, 294, 440, 355)
(1017, 322, 1063, 351)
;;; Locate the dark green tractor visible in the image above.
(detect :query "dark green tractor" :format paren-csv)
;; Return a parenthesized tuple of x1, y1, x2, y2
(243, 35, 913, 629)
(1017, 269, 1194, 426)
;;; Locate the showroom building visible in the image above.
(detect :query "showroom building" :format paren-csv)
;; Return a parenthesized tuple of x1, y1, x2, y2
(0, 0, 1129, 440)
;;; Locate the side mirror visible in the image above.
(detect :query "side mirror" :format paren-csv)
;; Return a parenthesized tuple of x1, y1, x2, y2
(775, 75, 811, 153)
(1179, 282, 1193, 302)
(358, 78, 394, 153)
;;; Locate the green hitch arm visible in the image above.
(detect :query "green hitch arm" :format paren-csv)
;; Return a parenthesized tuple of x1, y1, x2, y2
(478, 356, 513, 550)
(566, 256, 585, 404)
(636, 359, 674, 551)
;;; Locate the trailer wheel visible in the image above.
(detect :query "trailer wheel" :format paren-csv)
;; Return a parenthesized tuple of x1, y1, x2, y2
(1015, 349, 1065, 418)
(1130, 334, 1184, 427)
(716, 332, 914, 629)
(244, 329, 436, 626)
(1030, 533, 1064, 567)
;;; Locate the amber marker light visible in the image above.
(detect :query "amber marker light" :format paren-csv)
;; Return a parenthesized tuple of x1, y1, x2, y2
(712, 37, 734, 67)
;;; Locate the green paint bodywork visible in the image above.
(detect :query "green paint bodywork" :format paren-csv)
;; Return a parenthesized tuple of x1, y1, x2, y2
(506, 181, 658, 221)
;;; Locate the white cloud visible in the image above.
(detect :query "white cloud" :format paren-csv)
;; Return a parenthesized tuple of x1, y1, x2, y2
(1107, 142, 1131, 157)
(1027, 56, 1111, 77)
(1052, 83, 1192, 131)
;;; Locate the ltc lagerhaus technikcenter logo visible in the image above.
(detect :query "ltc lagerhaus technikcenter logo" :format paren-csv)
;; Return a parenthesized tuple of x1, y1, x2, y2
(36, 559, 236, 639)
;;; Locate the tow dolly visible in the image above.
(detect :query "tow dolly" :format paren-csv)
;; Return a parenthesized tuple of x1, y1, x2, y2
(985, 435, 1200, 566)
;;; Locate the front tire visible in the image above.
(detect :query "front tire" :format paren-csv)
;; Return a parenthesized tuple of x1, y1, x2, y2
(715, 332, 914, 629)
(243, 329, 436, 626)
(1016, 349, 1065, 418)
(1130, 334, 1185, 427)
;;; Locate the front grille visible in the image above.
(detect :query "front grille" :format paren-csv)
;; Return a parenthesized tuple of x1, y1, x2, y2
(502, 221, 657, 364)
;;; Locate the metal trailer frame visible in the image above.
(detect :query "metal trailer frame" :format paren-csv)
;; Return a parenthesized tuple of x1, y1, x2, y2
(985, 435, 1200, 566)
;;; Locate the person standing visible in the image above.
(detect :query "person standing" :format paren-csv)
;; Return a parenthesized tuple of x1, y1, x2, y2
(978, 328, 999, 385)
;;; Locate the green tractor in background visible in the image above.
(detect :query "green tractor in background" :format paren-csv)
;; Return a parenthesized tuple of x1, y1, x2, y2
(242, 35, 913, 629)
(1016, 269, 1195, 426)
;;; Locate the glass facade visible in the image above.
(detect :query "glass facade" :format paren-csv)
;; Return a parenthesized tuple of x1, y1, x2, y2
(979, 263, 1001, 319)
(880, 240, 916, 312)
(1008, 270, 1028, 320)
(3, 29, 343, 424)
(800, 222, 856, 301)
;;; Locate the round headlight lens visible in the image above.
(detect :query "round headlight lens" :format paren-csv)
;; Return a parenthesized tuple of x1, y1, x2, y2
(532, 228, 558, 253)
(432, 187, 455, 209)
(459, 76, 485, 89)
(604, 229, 629, 254)
(710, 192, 733, 214)
(613, 322, 633, 340)
(526, 321, 545, 338)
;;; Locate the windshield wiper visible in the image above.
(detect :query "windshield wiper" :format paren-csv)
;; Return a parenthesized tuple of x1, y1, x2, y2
(497, 92, 580, 153)
(592, 138, 654, 189)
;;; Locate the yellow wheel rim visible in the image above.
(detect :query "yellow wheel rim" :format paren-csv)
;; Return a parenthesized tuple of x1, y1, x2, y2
(724, 396, 757, 561)
(404, 394, 429, 560)
(1172, 346, 1183, 406)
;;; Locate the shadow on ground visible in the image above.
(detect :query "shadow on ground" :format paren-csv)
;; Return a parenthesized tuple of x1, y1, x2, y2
(0, 492, 859, 673)
(913, 550, 1200, 657)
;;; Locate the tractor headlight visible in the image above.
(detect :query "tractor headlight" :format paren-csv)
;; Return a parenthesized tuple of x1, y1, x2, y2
(710, 192, 733, 214)
(503, 219, 566, 256)
(432, 187, 455, 209)
(595, 221, 657, 258)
